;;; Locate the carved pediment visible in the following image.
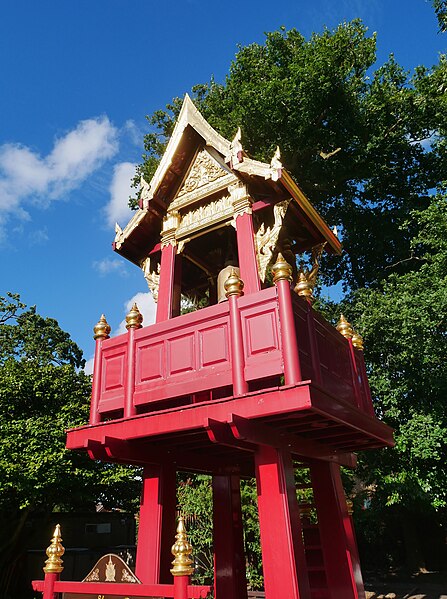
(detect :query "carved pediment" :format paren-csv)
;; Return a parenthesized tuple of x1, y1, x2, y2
(178, 149, 227, 196)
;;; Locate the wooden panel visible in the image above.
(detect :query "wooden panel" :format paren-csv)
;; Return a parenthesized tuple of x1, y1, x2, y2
(103, 353, 126, 391)
(245, 310, 279, 355)
(199, 324, 229, 367)
(98, 342, 128, 413)
(137, 341, 165, 383)
(168, 334, 195, 375)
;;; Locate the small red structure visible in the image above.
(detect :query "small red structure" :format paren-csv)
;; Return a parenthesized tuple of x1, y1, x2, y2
(43, 96, 393, 599)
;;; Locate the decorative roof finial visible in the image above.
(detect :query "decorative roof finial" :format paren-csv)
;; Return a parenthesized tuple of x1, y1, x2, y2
(171, 516, 194, 577)
(336, 314, 354, 339)
(43, 524, 65, 574)
(93, 315, 111, 340)
(226, 127, 243, 166)
(224, 268, 244, 298)
(351, 330, 364, 351)
(125, 303, 143, 330)
(271, 253, 293, 283)
(294, 242, 326, 303)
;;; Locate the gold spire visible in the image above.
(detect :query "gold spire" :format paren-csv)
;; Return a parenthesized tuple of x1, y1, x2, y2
(271, 253, 292, 283)
(295, 271, 314, 302)
(43, 524, 65, 574)
(170, 516, 194, 577)
(93, 314, 111, 340)
(125, 303, 143, 330)
(224, 268, 244, 298)
(351, 330, 364, 351)
(336, 314, 354, 339)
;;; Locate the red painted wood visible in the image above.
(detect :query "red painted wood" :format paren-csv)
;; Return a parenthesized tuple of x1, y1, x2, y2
(347, 339, 363, 411)
(275, 280, 302, 385)
(228, 293, 249, 396)
(310, 461, 365, 599)
(157, 244, 178, 323)
(212, 475, 247, 599)
(255, 446, 311, 599)
(235, 212, 261, 294)
(124, 327, 137, 418)
(90, 338, 103, 424)
(305, 303, 322, 385)
(174, 575, 189, 599)
(135, 464, 176, 584)
(42, 571, 58, 599)
(356, 352, 375, 417)
(33, 580, 211, 598)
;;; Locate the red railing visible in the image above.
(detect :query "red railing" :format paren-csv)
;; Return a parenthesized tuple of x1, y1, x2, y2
(90, 286, 373, 423)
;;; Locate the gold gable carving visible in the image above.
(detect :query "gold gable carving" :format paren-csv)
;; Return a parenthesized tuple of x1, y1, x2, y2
(177, 149, 227, 198)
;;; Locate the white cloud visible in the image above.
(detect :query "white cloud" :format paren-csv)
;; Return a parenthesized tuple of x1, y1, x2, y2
(93, 257, 128, 277)
(0, 116, 118, 232)
(122, 120, 144, 147)
(105, 161, 135, 229)
(116, 292, 157, 335)
(83, 356, 95, 376)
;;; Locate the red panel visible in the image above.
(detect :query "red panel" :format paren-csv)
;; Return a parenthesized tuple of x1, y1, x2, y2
(104, 353, 126, 391)
(168, 334, 195, 375)
(138, 341, 165, 382)
(199, 325, 229, 367)
(245, 310, 279, 355)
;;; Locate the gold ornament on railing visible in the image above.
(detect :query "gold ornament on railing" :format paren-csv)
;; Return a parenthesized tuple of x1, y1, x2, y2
(336, 314, 354, 340)
(346, 499, 354, 516)
(43, 524, 65, 574)
(125, 303, 143, 330)
(224, 268, 244, 298)
(170, 516, 194, 577)
(294, 242, 326, 303)
(271, 253, 292, 283)
(351, 330, 364, 351)
(93, 314, 111, 340)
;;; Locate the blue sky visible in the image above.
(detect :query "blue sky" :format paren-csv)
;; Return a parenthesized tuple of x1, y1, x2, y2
(1, 0, 445, 370)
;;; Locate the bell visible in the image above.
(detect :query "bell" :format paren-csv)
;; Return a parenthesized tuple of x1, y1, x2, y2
(217, 264, 240, 303)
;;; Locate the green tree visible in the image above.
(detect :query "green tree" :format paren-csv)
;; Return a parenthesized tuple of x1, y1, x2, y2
(0, 294, 140, 597)
(432, 0, 447, 31)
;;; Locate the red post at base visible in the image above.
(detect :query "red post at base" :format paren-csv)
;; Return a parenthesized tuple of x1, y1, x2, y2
(90, 315, 111, 424)
(225, 269, 249, 397)
(42, 524, 64, 599)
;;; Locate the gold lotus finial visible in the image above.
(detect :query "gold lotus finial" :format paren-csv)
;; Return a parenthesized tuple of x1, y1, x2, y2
(43, 524, 65, 574)
(224, 268, 244, 298)
(170, 516, 194, 577)
(336, 314, 354, 339)
(271, 253, 292, 283)
(93, 314, 111, 340)
(351, 330, 364, 351)
(125, 303, 143, 330)
(346, 499, 354, 515)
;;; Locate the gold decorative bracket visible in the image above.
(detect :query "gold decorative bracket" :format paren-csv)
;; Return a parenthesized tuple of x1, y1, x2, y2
(141, 259, 161, 303)
(255, 199, 291, 282)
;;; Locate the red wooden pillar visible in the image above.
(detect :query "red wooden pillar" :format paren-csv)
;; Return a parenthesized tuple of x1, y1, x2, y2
(310, 461, 365, 599)
(157, 243, 182, 323)
(255, 445, 311, 599)
(135, 464, 177, 584)
(272, 254, 302, 385)
(212, 474, 247, 599)
(124, 304, 143, 418)
(230, 182, 261, 295)
(90, 315, 111, 424)
(225, 270, 249, 396)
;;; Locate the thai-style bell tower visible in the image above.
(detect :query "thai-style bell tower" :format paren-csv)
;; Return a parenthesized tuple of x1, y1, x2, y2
(67, 95, 393, 599)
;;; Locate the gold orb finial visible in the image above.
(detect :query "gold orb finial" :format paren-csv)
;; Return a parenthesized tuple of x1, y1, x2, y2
(93, 314, 111, 340)
(224, 268, 244, 298)
(125, 303, 143, 330)
(336, 314, 354, 339)
(346, 499, 354, 516)
(271, 253, 292, 283)
(295, 271, 315, 302)
(43, 524, 65, 574)
(351, 330, 364, 351)
(170, 516, 194, 577)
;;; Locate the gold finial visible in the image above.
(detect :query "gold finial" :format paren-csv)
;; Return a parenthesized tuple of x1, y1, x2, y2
(43, 524, 65, 574)
(93, 314, 111, 340)
(125, 303, 143, 330)
(224, 268, 244, 298)
(336, 314, 354, 339)
(346, 499, 354, 516)
(293, 242, 326, 303)
(295, 271, 314, 302)
(271, 253, 292, 283)
(170, 516, 194, 577)
(351, 330, 364, 351)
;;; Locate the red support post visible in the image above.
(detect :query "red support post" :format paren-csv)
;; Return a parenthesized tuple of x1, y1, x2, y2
(306, 302, 322, 385)
(272, 255, 302, 386)
(174, 575, 189, 599)
(225, 270, 249, 397)
(255, 445, 311, 599)
(124, 303, 143, 418)
(135, 464, 177, 584)
(90, 315, 111, 425)
(42, 572, 58, 599)
(234, 211, 261, 295)
(157, 243, 180, 323)
(310, 461, 365, 599)
(212, 474, 247, 599)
